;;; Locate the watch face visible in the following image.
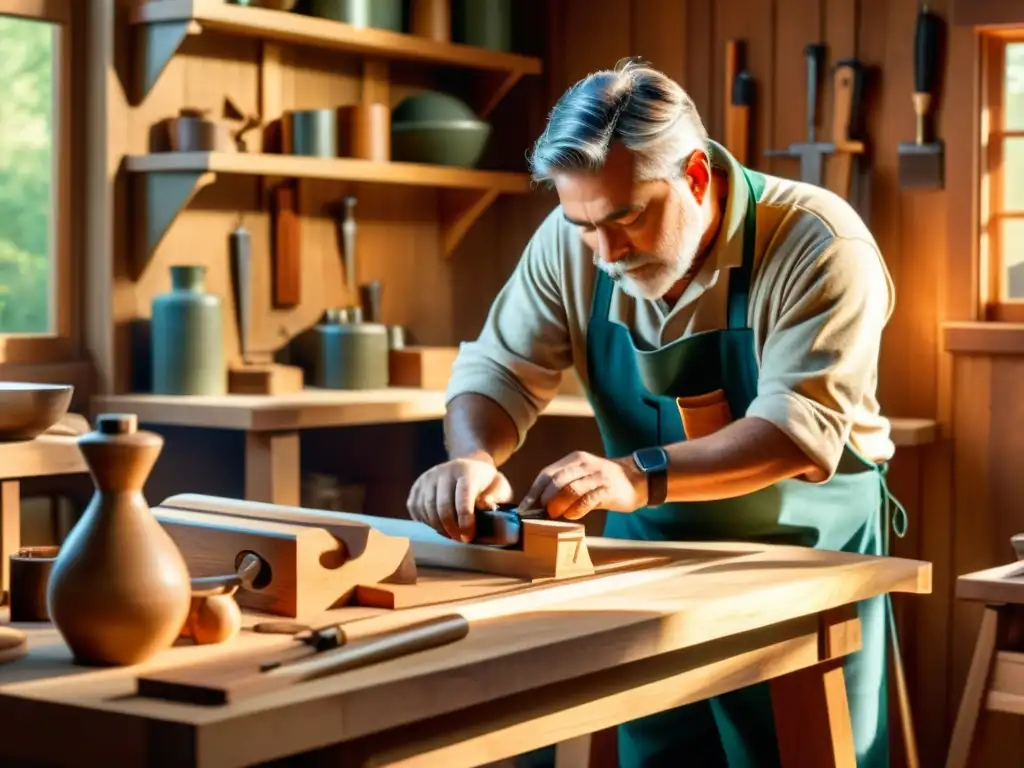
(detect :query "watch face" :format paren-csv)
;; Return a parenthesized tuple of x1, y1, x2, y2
(634, 447, 669, 473)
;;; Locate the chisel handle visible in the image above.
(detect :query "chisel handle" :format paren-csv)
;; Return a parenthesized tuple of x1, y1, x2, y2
(832, 59, 867, 152)
(913, 6, 943, 144)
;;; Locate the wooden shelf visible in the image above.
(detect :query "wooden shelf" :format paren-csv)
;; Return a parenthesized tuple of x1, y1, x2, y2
(952, 0, 1024, 28)
(92, 389, 594, 432)
(125, 151, 532, 258)
(131, 0, 543, 113)
(91, 389, 937, 447)
(943, 321, 1024, 355)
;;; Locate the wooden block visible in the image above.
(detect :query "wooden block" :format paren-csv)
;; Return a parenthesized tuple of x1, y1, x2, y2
(389, 346, 459, 389)
(158, 494, 596, 584)
(228, 363, 303, 395)
(153, 506, 416, 619)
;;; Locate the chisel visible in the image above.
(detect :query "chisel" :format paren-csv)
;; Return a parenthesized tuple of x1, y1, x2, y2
(898, 4, 945, 189)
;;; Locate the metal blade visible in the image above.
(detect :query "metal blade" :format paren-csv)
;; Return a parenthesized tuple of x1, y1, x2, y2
(799, 150, 825, 187)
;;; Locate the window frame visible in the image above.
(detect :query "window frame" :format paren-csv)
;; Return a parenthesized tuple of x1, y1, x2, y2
(0, 0, 77, 365)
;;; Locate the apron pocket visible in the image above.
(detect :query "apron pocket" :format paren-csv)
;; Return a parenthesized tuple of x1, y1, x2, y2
(676, 389, 733, 439)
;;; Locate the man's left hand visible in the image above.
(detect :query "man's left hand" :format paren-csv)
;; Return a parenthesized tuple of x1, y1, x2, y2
(518, 451, 648, 520)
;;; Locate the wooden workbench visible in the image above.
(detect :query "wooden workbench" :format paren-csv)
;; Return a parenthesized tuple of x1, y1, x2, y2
(92, 389, 939, 506)
(0, 414, 89, 598)
(0, 537, 930, 767)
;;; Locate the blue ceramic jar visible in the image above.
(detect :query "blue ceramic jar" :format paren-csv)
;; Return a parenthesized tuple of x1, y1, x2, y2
(151, 265, 226, 395)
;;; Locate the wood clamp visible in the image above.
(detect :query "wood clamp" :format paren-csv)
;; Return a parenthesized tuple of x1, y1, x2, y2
(154, 500, 417, 620)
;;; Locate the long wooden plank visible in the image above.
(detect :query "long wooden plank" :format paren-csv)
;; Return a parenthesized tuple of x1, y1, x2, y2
(125, 152, 532, 194)
(157, 494, 702, 579)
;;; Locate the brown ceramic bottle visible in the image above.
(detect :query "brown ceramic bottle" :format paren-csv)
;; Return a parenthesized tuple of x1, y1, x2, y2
(46, 413, 192, 666)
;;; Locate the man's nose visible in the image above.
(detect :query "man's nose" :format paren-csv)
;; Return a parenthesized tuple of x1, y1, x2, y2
(597, 227, 629, 263)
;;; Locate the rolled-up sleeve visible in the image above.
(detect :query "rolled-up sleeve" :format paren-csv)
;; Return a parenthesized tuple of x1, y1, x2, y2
(445, 212, 574, 447)
(745, 236, 894, 482)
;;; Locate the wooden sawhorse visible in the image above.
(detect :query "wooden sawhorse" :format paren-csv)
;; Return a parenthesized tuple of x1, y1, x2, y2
(946, 561, 1024, 768)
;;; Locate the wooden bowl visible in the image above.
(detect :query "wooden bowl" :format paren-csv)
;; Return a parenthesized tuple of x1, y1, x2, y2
(0, 382, 73, 442)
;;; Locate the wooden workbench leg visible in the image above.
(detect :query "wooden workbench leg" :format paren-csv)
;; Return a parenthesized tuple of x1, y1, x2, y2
(944, 606, 1000, 768)
(770, 657, 856, 768)
(554, 735, 590, 767)
(0, 481, 20, 604)
(244, 431, 300, 506)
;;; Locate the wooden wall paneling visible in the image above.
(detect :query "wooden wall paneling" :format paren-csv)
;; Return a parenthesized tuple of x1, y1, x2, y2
(768, 0, 822, 178)
(683, 0, 714, 121)
(710, 0, 774, 167)
(629, 0, 687, 86)
(560, 0, 632, 83)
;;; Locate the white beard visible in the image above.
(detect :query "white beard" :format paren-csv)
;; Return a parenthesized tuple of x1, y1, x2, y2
(596, 185, 706, 301)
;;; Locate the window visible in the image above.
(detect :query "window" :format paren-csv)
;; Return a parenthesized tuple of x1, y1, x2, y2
(0, 0, 73, 363)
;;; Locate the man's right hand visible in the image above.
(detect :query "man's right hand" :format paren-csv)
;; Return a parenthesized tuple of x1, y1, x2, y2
(406, 456, 513, 542)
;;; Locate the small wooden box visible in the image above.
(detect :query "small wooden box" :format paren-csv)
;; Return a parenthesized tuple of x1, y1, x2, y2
(389, 346, 459, 389)
(228, 363, 304, 395)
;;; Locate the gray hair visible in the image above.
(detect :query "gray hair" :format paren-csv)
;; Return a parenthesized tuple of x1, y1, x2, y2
(527, 58, 709, 185)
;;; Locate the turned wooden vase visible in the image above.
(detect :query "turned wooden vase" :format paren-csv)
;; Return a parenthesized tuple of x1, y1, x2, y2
(46, 413, 192, 666)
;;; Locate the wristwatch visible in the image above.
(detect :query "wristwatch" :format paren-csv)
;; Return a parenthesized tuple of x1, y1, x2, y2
(631, 446, 669, 506)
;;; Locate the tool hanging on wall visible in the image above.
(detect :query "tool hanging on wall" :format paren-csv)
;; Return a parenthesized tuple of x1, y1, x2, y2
(229, 219, 252, 364)
(724, 40, 755, 166)
(271, 181, 301, 308)
(898, 4, 945, 189)
(764, 43, 830, 184)
(829, 59, 872, 227)
(763, 45, 871, 224)
(342, 195, 358, 293)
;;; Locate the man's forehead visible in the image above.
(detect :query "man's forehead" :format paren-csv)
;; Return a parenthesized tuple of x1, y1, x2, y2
(554, 145, 655, 225)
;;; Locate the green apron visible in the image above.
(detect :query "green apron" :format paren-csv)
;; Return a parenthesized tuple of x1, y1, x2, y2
(584, 166, 905, 767)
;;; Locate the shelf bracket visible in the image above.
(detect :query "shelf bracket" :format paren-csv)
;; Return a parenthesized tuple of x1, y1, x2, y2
(141, 170, 217, 258)
(476, 70, 526, 119)
(439, 188, 500, 257)
(138, 20, 202, 103)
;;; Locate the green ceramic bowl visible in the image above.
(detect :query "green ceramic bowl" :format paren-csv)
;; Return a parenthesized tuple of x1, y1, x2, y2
(390, 120, 492, 168)
(392, 91, 478, 124)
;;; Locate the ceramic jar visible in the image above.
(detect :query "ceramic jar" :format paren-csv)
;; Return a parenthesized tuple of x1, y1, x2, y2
(46, 414, 193, 666)
(151, 265, 226, 395)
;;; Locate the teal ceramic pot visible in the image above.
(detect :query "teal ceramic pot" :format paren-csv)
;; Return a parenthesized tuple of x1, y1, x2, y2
(307, 0, 406, 31)
(151, 265, 226, 396)
(287, 109, 337, 157)
(452, 0, 512, 52)
(313, 315, 389, 390)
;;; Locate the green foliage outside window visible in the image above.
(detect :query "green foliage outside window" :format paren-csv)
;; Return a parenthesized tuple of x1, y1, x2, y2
(0, 15, 55, 334)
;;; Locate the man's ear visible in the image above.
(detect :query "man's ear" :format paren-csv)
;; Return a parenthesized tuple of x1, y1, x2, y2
(683, 150, 712, 204)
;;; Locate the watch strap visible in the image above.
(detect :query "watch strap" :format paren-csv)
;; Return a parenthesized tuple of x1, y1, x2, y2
(647, 466, 668, 506)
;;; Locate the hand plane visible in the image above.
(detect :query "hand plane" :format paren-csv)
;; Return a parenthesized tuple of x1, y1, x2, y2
(472, 504, 549, 548)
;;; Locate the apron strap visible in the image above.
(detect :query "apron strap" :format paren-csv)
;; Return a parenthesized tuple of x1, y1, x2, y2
(727, 167, 767, 330)
(874, 462, 909, 558)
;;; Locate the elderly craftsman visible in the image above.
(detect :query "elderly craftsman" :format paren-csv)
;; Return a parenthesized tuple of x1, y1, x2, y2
(407, 58, 903, 767)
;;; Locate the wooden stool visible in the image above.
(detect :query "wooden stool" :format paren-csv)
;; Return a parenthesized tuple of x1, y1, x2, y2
(946, 562, 1024, 768)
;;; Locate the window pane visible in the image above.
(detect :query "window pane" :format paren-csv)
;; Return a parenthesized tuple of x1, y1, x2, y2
(1004, 137, 1024, 209)
(1006, 44, 1024, 130)
(0, 17, 56, 334)
(1002, 219, 1024, 299)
